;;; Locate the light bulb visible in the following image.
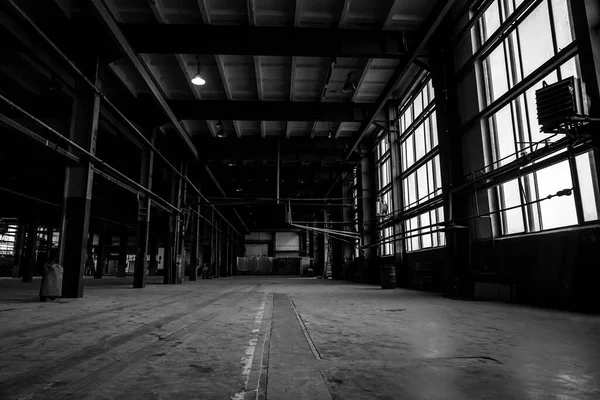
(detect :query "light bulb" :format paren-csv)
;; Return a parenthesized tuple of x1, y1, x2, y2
(191, 73, 206, 86)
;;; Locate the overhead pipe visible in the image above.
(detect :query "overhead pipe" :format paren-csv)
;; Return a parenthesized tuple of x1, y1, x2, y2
(0, 113, 80, 163)
(0, 185, 138, 231)
(5, 0, 245, 235)
(0, 93, 179, 213)
(204, 166, 248, 234)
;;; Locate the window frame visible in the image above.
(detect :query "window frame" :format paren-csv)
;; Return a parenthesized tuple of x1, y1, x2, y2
(471, 0, 598, 236)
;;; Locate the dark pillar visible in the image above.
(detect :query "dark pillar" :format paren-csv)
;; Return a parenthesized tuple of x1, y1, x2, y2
(430, 23, 471, 296)
(361, 143, 378, 284)
(59, 58, 102, 298)
(388, 106, 404, 287)
(117, 234, 127, 277)
(341, 182, 354, 281)
(12, 222, 26, 278)
(20, 223, 36, 282)
(94, 231, 106, 279)
(189, 200, 199, 281)
(175, 165, 187, 284)
(133, 132, 155, 288)
(217, 224, 221, 278)
(163, 168, 177, 284)
(149, 237, 157, 276)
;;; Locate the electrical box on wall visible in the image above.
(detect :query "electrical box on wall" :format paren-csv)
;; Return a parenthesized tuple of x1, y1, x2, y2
(536, 77, 589, 133)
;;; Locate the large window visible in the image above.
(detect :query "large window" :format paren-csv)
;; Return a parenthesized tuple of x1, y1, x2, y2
(0, 224, 17, 256)
(375, 136, 394, 256)
(474, 0, 599, 234)
(398, 77, 445, 252)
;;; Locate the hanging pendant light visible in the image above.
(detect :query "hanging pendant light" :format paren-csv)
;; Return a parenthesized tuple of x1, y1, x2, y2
(215, 120, 227, 138)
(191, 62, 206, 86)
(342, 72, 356, 93)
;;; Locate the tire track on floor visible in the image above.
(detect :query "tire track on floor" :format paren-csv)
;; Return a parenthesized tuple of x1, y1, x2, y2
(0, 286, 246, 399)
(47, 285, 263, 400)
(0, 293, 202, 350)
(1, 293, 182, 339)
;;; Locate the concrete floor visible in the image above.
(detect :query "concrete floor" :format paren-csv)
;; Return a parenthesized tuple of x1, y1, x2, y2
(0, 277, 599, 400)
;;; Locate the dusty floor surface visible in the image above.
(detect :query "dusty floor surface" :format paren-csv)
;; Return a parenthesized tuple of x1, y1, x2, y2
(0, 276, 599, 400)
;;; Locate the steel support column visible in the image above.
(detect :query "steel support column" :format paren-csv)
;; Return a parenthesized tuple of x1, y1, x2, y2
(12, 222, 26, 278)
(341, 182, 354, 280)
(189, 197, 199, 281)
(59, 58, 102, 298)
(134, 132, 155, 288)
(20, 223, 37, 283)
(430, 21, 472, 296)
(360, 143, 378, 284)
(388, 107, 404, 287)
(163, 166, 178, 284)
(117, 234, 127, 277)
(94, 231, 106, 279)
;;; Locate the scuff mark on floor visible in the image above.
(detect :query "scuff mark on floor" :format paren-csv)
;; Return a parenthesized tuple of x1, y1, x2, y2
(231, 294, 266, 400)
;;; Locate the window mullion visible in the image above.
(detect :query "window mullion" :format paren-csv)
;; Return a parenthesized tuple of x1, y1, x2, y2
(568, 152, 585, 224)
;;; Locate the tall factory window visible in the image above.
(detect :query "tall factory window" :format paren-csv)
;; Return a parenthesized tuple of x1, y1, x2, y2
(0, 224, 17, 256)
(398, 76, 445, 252)
(375, 136, 394, 256)
(472, 0, 599, 234)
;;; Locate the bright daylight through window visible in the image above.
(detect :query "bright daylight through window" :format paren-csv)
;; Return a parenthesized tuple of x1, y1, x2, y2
(475, 0, 599, 234)
(398, 77, 445, 252)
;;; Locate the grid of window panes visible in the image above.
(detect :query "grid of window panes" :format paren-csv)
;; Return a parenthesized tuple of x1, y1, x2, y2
(474, 0, 599, 234)
(375, 136, 394, 256)
(405, 207, 446, 252)
(0, 225, 17, 256)
(398, 76, 445, 252)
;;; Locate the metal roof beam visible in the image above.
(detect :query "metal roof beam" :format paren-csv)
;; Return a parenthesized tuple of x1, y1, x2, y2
(168, 100, 372, 122)
(119, 24, 413, 59)
(343, 0, 456, 163)
(90, 0, 198, 159)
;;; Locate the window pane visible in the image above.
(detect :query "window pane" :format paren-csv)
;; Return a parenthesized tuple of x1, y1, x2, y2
(414, 91, 423, 117)
(421, 211, 432, 248)
(402, 177, 409, 209)
(525, 174, 542, 232)
(551, 0, 574, 50)
(428, 79, 435, 101)
(434, 155, 442, 192)
(426, 160, 435, 201)
(406, 135, 415, 169)
(483, 44, 509, 103)
(424, 114, 431, 152)
(575, 152, 599, 222)
(437, 207, 446, 246)
(417, 165, 428, 204)
(559, 55, 580, 80)
(481, 1, 501, 43)
(406, 104, 413, 126)
(407, 173, 417, 207)
(430, 210, 439, 247)
(410, 217, 420, 251)
(431, 111, 438, 147)
(535, 160, 578, 229)
(517, 2, 554, 78)
(415, 123, 426, 161)
(491, 103, 517, 167)
(500, 179, 525, 234)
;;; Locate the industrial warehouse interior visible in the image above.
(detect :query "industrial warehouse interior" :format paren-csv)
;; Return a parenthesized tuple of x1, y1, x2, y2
(1, 0, 599, 399)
